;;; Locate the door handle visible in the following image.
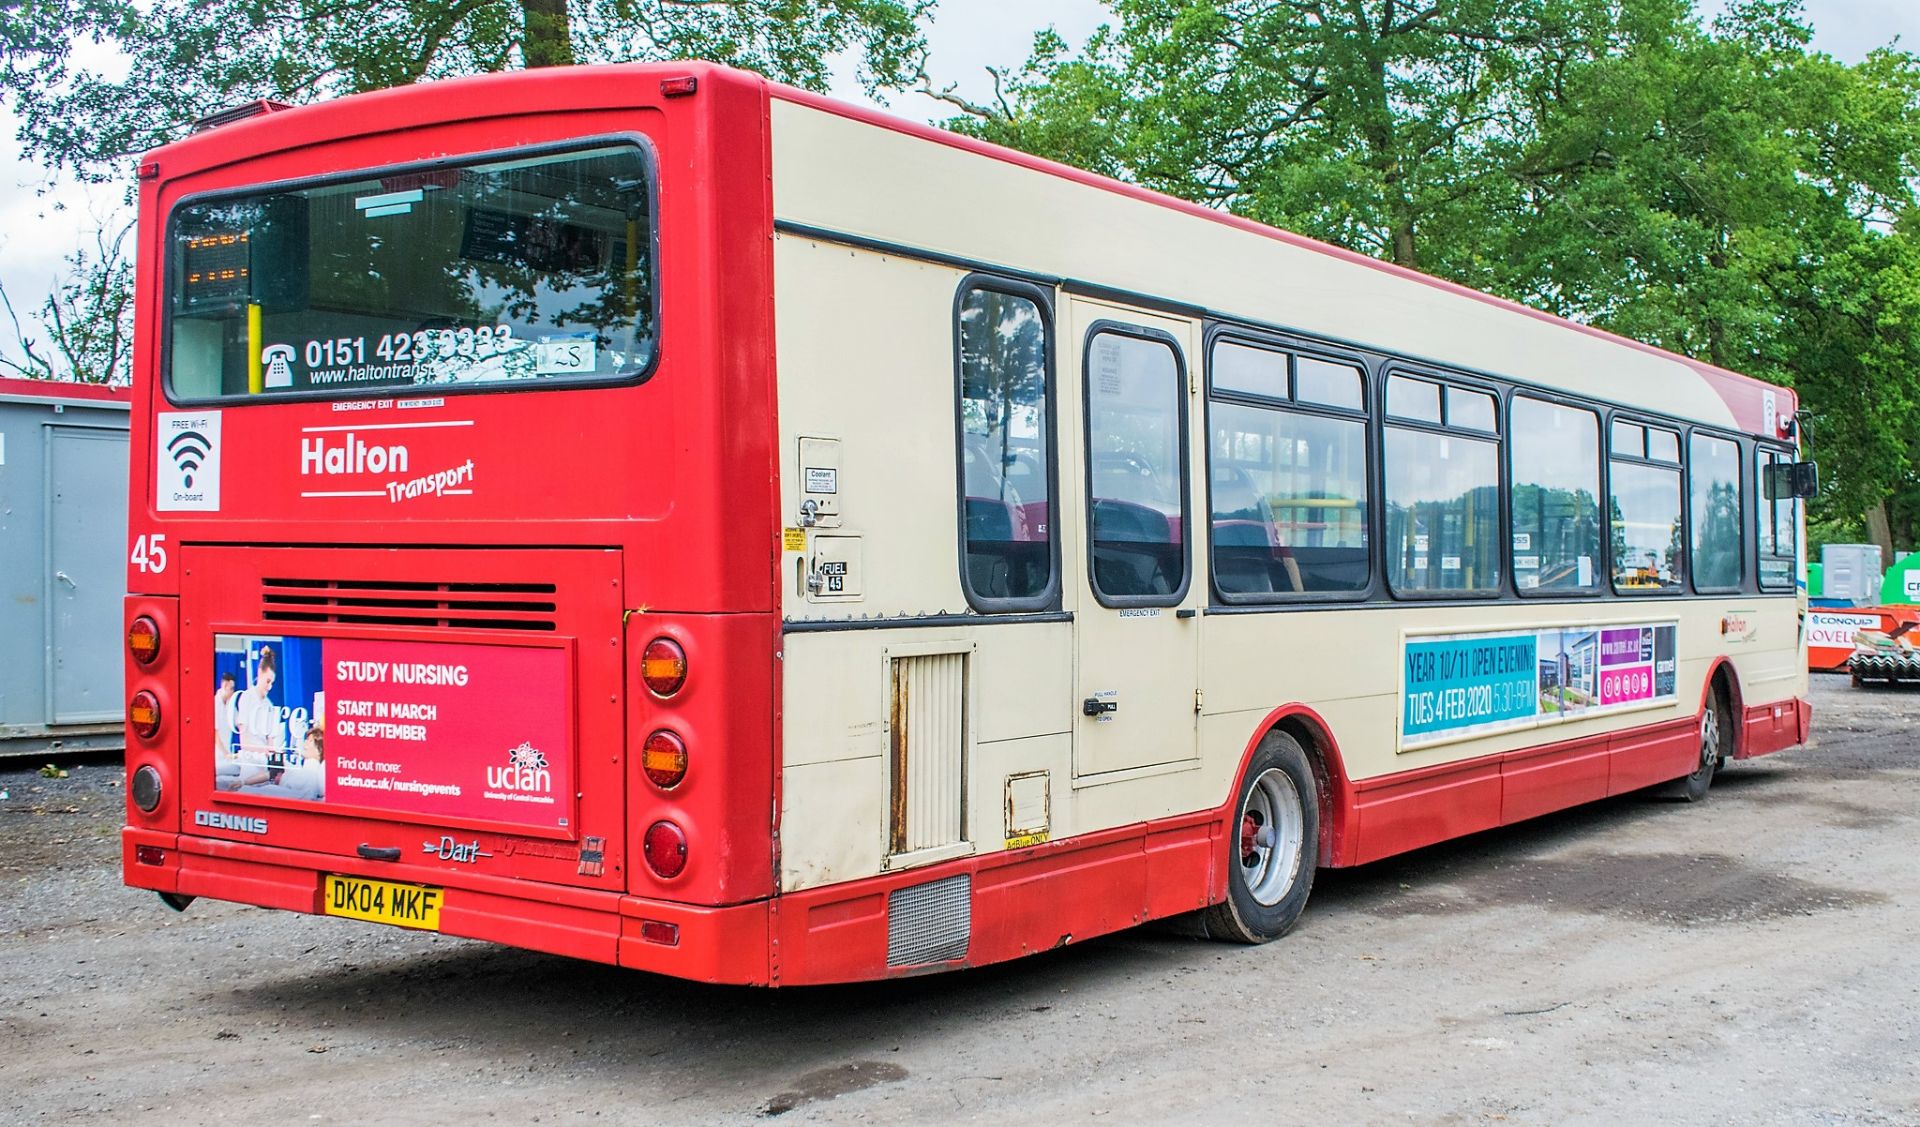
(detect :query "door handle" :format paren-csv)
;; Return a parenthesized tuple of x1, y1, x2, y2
(54, 571, 75, 589)
(356, 844, 402, 862)
(1082, 697, 1118, 717)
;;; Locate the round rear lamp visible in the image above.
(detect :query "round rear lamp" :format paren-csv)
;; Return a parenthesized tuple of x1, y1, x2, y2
(642, 820, 688, 879)
(131, 765, 163, 813)
(127, 616, 161, 665)
(641, 637, 688, 697)
(128, 690, 162, 740)
(642, 730, 688, 790)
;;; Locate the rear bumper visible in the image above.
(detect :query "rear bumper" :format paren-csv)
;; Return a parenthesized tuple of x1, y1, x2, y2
(124, 811, 1222, 986)
(124, 829, 775, 982)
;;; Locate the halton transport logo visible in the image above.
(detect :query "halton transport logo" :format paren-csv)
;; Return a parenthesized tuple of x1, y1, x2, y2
(485, 742, 552, 797)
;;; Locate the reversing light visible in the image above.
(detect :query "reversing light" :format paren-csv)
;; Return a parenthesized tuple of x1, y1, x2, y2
(131, 765, 163, 812)
(643, 820, 688, 879)
(641, 637, 688, 697)
(129, 691, 162, 740)
(642, 730, 688, 790)
(127, 616, 161, 665)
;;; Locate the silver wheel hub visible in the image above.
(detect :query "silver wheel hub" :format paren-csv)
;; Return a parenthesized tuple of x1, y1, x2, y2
(1699, 706, 1721, 772)
(1238, 767, 1306, 907)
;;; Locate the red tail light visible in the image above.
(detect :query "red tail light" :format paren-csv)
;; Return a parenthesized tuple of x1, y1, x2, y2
(130, 764, 163, 812)
(641, 637, 687, 697)
(643, 820, 688, 878)
(129, 690, 162, 739)
(135, 845, 167, 866)
(642, 730, 688, 789)
(128, 616, 161, 665)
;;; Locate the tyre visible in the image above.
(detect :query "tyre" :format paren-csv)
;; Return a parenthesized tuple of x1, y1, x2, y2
(1200, 731, 1319, 943)
(1664, 688, 1729, 803)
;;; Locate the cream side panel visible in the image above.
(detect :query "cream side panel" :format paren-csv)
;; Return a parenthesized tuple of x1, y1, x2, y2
(773, 234, 974, 620)
(780, 626, 1077, 892)
(770, 100, 1735, 429)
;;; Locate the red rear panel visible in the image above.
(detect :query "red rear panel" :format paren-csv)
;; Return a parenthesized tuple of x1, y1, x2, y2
(181, 545, 627, 891)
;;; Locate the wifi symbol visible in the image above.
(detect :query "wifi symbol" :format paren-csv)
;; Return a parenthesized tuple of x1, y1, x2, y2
(168, 430, 212, 487)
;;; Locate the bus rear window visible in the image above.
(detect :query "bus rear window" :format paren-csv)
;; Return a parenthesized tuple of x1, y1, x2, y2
(167, 142, 655, 401)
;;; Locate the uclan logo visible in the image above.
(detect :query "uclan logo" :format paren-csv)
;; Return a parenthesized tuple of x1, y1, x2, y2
(486, 742, 551, 793)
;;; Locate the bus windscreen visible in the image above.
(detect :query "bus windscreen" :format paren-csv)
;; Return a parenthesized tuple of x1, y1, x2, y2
(166, 142, 655, 400)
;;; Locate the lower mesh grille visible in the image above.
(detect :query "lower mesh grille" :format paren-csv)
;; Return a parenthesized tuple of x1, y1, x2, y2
(887, 874, 971, 966)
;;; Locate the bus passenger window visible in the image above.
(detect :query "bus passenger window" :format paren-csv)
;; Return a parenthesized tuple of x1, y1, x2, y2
(1689, 433, 1743, 590)
(1207, 342, 1369, 598)
(1385, 375, 1500, 595)
(1510, 397, 1601, 592)
(1609, 425, 1684, 592)
(957, 285, 1053, 608)
(1086, 330, 1186, 603)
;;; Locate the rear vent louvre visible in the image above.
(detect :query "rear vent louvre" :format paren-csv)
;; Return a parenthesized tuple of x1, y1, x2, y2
(261, 578, 558, 631)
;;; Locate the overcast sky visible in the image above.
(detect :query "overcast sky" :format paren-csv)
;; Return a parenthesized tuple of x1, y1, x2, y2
(1, 0, 1914, 368)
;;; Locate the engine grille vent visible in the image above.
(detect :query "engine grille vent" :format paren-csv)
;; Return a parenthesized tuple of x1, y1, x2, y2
(887, 875, 972, 967)
(260, 577, 558, 631)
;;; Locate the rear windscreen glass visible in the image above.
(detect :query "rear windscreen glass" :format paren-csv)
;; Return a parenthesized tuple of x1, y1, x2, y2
(167, 142, 655, 400)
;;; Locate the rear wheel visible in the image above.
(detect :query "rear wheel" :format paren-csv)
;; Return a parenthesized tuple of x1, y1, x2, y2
(1200, 731, 1319, 943)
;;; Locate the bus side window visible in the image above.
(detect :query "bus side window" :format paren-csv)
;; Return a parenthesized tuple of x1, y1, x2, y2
(1510, 396, 1601, 594)
(1609, 423, 1685, 593)
(1085, 329, 1187, 604)
(1384, 374, 1502, 595)
(1689, 433, 1744, 591)
(1207, 341, 1369, 599)
(956, 283, 1054, 609)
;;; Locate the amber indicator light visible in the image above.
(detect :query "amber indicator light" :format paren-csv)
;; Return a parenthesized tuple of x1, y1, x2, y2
(641, 637, 688, 697)
(642, 730, 689, 790)
(127, 616, 161, 665)
(129, 690, 162, 739)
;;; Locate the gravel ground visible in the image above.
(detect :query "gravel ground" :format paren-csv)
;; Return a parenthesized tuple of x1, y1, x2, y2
(3, 676, 1916, 1125)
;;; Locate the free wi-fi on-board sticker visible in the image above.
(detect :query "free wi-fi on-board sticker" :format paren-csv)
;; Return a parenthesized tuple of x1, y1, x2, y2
(157, 411, 222, 511)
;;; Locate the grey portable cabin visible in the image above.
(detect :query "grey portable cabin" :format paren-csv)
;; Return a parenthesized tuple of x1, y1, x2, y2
(0, 378, 130, 757)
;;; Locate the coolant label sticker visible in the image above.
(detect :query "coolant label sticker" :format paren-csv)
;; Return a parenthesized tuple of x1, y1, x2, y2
(212, 633, 572, 831)
(1401, 621, 1677, 750)
(157, 411, 222, 511)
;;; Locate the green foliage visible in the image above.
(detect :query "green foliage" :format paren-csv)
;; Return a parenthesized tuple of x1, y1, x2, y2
(0, 0, 933, 179)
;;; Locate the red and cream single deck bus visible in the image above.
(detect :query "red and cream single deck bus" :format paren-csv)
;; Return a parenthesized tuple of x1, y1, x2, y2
(121, 62, 1816, 984)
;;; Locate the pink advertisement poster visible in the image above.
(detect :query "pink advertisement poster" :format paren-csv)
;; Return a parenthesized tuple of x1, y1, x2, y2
(212, 634, 572, 831)
(1598, 626, 1657, 707)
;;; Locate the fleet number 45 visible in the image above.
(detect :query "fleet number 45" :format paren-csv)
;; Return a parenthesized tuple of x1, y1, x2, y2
(131, 533, 168, 574)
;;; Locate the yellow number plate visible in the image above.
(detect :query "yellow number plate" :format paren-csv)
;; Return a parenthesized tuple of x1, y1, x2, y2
(323, 875, 442, 931)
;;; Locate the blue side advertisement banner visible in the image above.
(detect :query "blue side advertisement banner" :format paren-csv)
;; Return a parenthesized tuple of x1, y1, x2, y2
(1402, 621, 1678, 749)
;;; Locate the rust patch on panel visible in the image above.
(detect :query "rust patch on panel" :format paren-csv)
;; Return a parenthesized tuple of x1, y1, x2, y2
(888, 659, 909, 856)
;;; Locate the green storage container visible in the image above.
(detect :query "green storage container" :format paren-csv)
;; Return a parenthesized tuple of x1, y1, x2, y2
(1882, 551, 1920, 605)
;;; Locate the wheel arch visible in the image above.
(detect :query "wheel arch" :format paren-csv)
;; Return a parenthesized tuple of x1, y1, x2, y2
(1701, 655, 1743, 757)
(1225, 704, 1359, 874)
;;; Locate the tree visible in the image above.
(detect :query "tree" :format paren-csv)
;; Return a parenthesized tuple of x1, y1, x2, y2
(933, 0, 1627, 272)
(0, 221, 135, 385)
(2, 0, 933, 180)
